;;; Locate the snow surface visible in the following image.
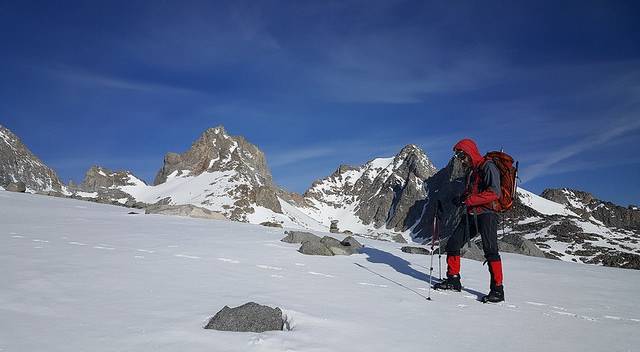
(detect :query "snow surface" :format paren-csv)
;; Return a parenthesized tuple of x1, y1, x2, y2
(517, 188, 578, 216)
(1, 191, 639, 351)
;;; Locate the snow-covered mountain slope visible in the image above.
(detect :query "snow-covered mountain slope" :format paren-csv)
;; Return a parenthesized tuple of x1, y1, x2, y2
(517, 188, 579, 217)
(1, 191, 639, 351)
(503, 188, 640, 268)
(542, 187, 640, 229)
(300, 145, 437, 242)
(81, 126, 325, 230)
(0, 124, 65, 192)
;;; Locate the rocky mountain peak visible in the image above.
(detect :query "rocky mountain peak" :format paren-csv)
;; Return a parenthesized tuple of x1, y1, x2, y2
(79, 165, 146, 192)
(0, 124, 64, 192)
(541, 188, 595, 207)
(301, 145, 438, 239)
(542, 187, 640, 230)
(153, 125, 272, 187)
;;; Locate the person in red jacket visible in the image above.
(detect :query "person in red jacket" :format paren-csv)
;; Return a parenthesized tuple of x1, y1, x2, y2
(434, 138, 504, 303)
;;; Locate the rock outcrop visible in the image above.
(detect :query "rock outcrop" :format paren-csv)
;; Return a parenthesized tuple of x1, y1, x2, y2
(145, 204, 227, 220)
(6, 181, 26, 193)
(204, 302, 285, 332)
(149, 126, 284, 221)
(542, 188, 640, 230)
(79, 166, 146, 191)
(0, 124, 64, 192)
(301, 144, 437, 240)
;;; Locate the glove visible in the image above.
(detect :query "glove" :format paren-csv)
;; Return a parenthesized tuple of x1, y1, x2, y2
(451, 195, 465, 206)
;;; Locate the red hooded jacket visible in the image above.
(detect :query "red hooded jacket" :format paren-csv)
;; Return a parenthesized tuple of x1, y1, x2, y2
(453, 139, 501, 213)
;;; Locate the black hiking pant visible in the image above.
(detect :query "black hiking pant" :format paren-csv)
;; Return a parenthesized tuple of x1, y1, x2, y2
(446, 212, 500, 262)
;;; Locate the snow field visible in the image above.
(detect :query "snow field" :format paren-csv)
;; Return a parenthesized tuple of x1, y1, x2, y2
(1, 192, 639, 352)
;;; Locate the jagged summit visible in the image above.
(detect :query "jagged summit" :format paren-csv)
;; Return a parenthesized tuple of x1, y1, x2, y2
(0, 124, 64, 192)
(153, 125, 271, 187)
(300, 144, 437, 241)
(79, 165, 146, 192)
(542, 187, 640, 230)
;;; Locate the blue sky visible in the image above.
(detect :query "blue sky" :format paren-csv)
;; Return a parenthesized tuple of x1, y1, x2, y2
(1, 0, 639, 205)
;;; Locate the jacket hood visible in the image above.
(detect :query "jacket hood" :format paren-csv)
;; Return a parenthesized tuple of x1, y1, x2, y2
(453, 138, 484, 168)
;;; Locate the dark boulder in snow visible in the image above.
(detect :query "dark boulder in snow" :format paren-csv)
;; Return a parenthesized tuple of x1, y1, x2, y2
(6, 181, 26, 193)
(297, 235, 362, 256)
(401, 246, 430, 255)
(341, 236, 363, 251)
(260, 221, 283, 228)
(499, 233, 546, 258)
(281, 231, 321, 244)
(204, 302, 285, 333)
(329, 220, 340, 233)
(298, 240, 334, 256)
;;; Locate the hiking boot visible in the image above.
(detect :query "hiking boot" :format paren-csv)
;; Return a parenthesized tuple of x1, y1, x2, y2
(481, 285, 504, 303)
(433, 275, 462, 292)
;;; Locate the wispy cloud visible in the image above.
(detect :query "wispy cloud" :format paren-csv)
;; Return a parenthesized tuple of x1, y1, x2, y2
(38, 65, 201, 94)
(520, 115, 640, 183)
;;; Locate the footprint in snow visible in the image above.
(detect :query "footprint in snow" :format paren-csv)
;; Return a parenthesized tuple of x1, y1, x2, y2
(308, 271, 334, 278)
(93, 246, 115, 250)
(457, 304, 468, 308)
(526, 301, 547, 306)
(217, 258, 240, 264)
(295, 263, 306, 266)
(603, 315, 622, 320)
(136, 249, 155, 253)
(358, 282, 388, 288)
(33, 246, 43, 249)
(32, 239, 49, 243)
(271, 274, 285, 279)
(69, 242, 87, 246)
(257, 265, 283, 271)
(134, 256, 145, 259)
(11, 235, 24, 238)
(174, 254, 201, 259)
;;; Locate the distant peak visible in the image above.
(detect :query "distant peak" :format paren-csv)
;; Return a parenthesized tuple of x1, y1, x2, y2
(204, 125, 228, 136)
(398, 144, 426, 157)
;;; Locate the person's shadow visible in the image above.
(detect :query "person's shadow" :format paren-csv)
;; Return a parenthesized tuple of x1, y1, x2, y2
(359, 246, 486, 301)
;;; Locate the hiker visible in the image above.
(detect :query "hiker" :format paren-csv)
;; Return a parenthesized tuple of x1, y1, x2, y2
(434, 138, 504, 303)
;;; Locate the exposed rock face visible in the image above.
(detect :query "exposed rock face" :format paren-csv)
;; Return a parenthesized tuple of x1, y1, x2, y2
(301, 144, 437, 240)
(6, 181, 26, 193)
(154, 125, 272, 186)
(296, 234, 362, 256)
(0, 124, 64, 192)
(298, 240, 334, 256)
(499, 190, 640, 269)
(281, 231, 321, 244)
(145, 204, 227, 220)
(329, 220, 340, 233)
(204, 302, 285, 332)
(79, 166, 146, 191)
(498, 233, 546, 258)
(542, 188, 640, 230)
(149, 126, 284, 220)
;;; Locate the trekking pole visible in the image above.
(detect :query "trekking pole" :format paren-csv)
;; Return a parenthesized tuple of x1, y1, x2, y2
(436, 200, 444, 280)
(427, 207, 437, 301)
